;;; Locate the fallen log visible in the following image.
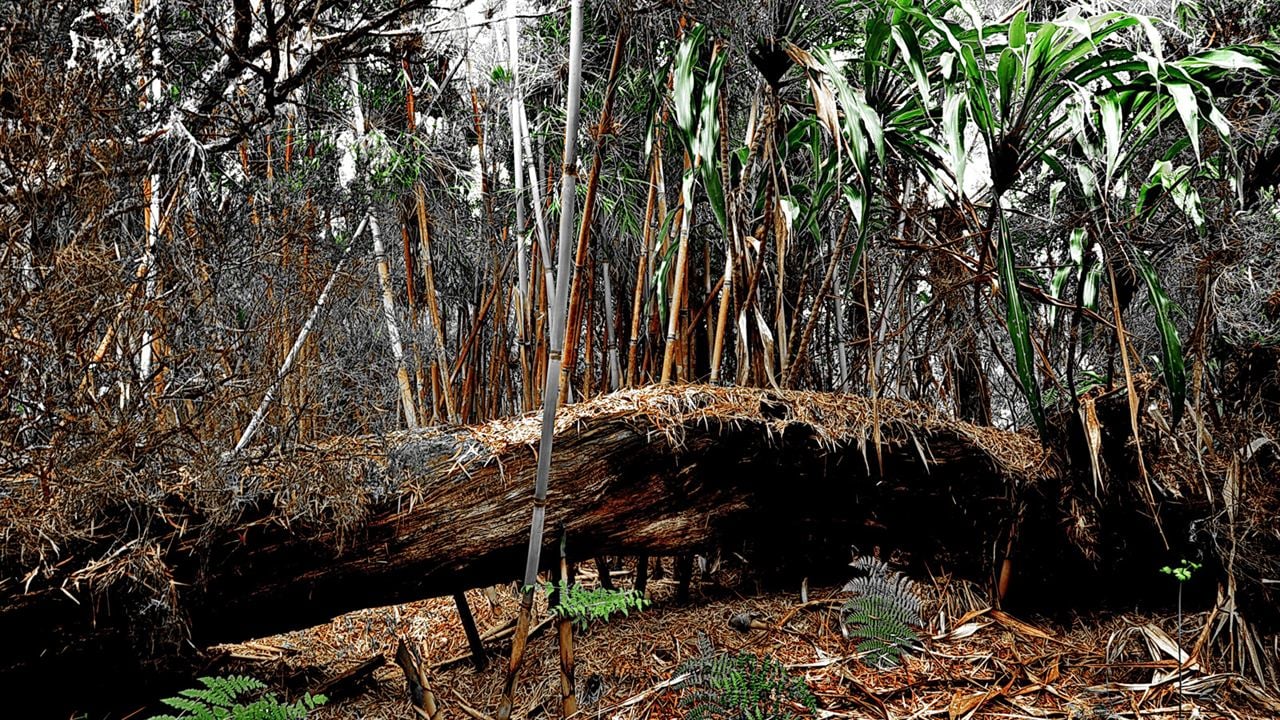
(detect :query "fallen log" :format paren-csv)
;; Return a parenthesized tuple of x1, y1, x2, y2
(1, 383, 1243, 715)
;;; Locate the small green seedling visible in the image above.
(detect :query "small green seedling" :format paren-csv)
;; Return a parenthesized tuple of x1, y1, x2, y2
(1160, 559, 1201, 582)
(1160, 558, 1201, 720)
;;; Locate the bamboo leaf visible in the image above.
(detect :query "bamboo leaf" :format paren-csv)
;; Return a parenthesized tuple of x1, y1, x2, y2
(944, 92, 967, 198)
(997, 212, 1045, 434)
(1099, 91, 1123, 188)
(1132, 253, 1186, 425)
(891, 22, 933, 108)
(1166, 81, 1201, 160)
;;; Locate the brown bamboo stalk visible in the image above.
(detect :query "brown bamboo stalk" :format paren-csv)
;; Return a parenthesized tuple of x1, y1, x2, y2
(414, 183, 457, 422)
(709, 84, 736, 386)
(625, 159, 659, 387)
(556, 24, 628, 404)
(660, 168, 692, 384)
(862, 245, 883, 473)
(449, 251, 513, 387)
(710, 246, 733, 384)
(582, 257, 596, 400)
(556, 534, 577, 717)
(785, 215, 849, 388)
(394, 639, 443, 720)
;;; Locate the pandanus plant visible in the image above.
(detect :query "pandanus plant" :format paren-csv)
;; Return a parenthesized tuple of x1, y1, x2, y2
(787, 0, 1279, 435)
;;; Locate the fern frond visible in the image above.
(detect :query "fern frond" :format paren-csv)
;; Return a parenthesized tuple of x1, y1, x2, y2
(546, 581, 650, 630)
(840, 555, 925, 669)
(146, 675, 325, 720)
(673, 634, 816, 719)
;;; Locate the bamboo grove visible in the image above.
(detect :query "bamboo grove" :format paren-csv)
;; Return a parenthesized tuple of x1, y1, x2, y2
(3, 0, 1280, 666)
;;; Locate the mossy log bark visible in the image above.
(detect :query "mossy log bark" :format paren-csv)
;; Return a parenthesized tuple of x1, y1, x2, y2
(0, 385, 1175, 714)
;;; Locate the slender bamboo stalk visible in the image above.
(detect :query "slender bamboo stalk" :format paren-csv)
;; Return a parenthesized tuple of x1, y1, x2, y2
(582, 258, 596, 400)
(401, 60, 428, 424)
(497, 0, 584, 716)
(231, 219, 367, 456)
(660, 170, 693, 384)
(556, 534, 578, 717)
(602, 261, 621, 391)
(710, 85, 737, 385)
(556, 24, 627, 404)
(785, 215, 849, 387)
(345, 65, 418, 428)
(625, 159, 659, 387)
(506, 13, 531, 412)
(449, 251, 513, 386)
(518, 103, 556, 321)
(414, 183, 457, 422)
(373, 214, 418, 429)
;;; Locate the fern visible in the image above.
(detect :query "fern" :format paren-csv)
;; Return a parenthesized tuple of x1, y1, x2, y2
(840, 556, 924, 669)
(545, 580, 650, 631)
(147, 675, 327, 720)
(674, 633, 816, 720)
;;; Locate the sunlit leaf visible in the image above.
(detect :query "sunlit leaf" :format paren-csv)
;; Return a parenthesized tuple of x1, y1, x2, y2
(1098, 91, 1122, 188)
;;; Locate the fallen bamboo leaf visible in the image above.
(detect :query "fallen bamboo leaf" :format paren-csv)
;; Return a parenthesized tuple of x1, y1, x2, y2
(990, 609, 1057, 642)
(948, 686, 1002, 720)
(933, 621, 990, 641)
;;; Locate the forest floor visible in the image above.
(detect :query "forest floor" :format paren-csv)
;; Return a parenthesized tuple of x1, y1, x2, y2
(212, 560, 1280, 720)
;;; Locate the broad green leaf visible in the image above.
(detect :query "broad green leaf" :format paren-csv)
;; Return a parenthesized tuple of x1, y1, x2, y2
(1139, 160, 1205, 229)
(1134, 14, 1164, 63)
(1132, 253, 1186, 425)
(695, 50, 727, 230)
(957, 0, 985, 40)
(1077, 164, 1099, 205)
(1048, 265, 1072, 327)
(997, 48, 1020, 122)
(1083, 252, 1102, 311)
(1048, 179, 1066, 217)
(996, 212, 1045, 434)
(1009, 11, 1027, 50)
(672, 24, 707, 143)
(1068, 226, 1087, 265)
(1099, 91, 1123, 188)
(1178, 48, 1269, 73)
(891, 22, 934, 108)
(1024, 21, 1059, 92)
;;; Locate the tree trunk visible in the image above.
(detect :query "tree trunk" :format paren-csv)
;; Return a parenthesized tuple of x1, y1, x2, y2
(0, 384, 1244, 715)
